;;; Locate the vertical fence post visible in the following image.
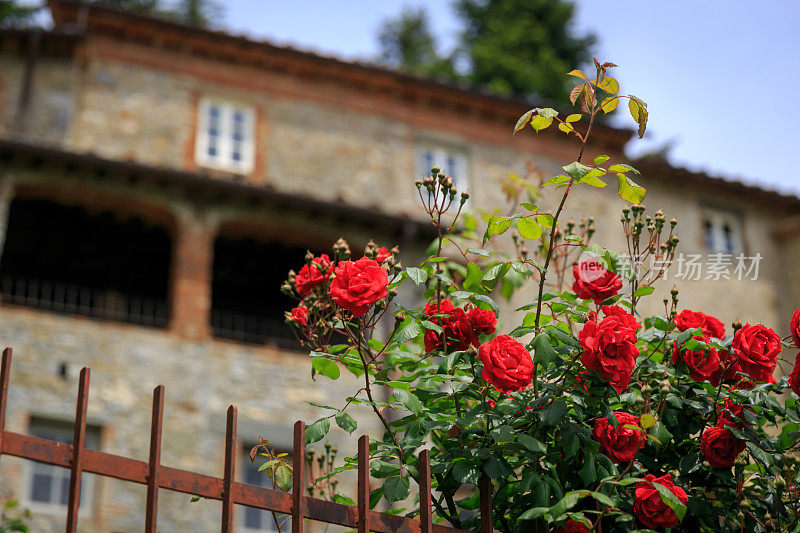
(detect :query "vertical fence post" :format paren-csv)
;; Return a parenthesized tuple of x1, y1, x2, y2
(145, 385, 165, 533)
(0, 348, 11, 460)
(357, 435, 369, 533)
(292, 421, 305, 533)
(419, 449, 432, 533)
(479, 473, 493, 533)
(66, 367, 90, 533)
(221, 405, 238, 533)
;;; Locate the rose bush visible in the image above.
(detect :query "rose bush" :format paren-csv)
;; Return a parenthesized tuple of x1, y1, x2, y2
(280, 62, 800, 532)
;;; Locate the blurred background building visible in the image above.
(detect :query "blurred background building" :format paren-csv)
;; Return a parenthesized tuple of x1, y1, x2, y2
(0, 1, 798, 531)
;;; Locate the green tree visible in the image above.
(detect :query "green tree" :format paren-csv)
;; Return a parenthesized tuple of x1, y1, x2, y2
(93, 0, 161, 14)
(376, 6, 457, 79)
(456, 0, 596, 105)
(171, 0, 222, 28)
(0, 0, 40, 29)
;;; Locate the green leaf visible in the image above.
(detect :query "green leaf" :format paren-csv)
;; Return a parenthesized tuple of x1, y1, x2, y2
(567, 70, 586, 81)
(653, 482, 687, 521)
(463, 262, 483, 291)
(616, 173, 646, 203)
(600, 96, 618, 113)
(467, 248, 490, 257)
(566, 113, 582, 123)
(369, 488, 383, 509)
(490, 425, 515, 443)
(593, 155, 610, 165)
(533, 333, 557, 369)
(311, 357, 340, 380)
(580, 175, 607, 188)
(405, 267, 428, 286)
(562, 162, 592, 181)
(549, 491, 583, 520)
(452, 460, 478, 484)
(394, 319, 422, 344)
(540, 399, 568, 425)
(275, 463, 292, 491)
(518, 434, 547, 453)
(530, 115, 553, 132)
(542, 174, 571, 187)
(628, 95, 648, 138)
(536, 214, 553, 228)
(514, 109, 535, 134)
(517, 217, 543, 239)
(394, 389, 424, 416)
(633, 286, 655, 297)
(305, 417, 331, 444)
(485, 216, 512, 242)
(383, 476, 410, 502)
(538, 108, 558, 119)
(608, 163, 639, 174)
(335, 412, 358, 434)
(597, 76, 619, 95)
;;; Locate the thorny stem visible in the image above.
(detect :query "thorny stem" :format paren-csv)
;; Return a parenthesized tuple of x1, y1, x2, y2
(531, 68, 603, 396)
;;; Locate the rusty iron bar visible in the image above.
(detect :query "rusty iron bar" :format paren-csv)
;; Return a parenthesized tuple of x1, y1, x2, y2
(66, 367, 90, 533)
(222, 405, 238, 533)
(0, 348, 11, 462)
(0, 349, 480, 533)
(419, 449, 432, 533)
(479, 473, 493, 533)
(357, 434, 369, 533)
(145, 385, 165, 533)
(292, 420, 305, 533)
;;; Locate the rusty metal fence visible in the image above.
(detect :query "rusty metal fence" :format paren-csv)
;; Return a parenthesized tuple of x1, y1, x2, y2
(0, 348, 493, 533)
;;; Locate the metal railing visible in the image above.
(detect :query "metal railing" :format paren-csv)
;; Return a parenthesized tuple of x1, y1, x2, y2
(0, 348, 493, 532)
(0, 276, 168, 328)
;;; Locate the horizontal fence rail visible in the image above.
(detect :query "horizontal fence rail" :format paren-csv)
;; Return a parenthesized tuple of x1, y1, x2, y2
(0, 347, 491, 532)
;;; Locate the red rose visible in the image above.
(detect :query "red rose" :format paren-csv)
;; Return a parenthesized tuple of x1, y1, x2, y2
(579, 312, 639, 394)
(422, 302, 478, 352)
(592, 411, 645, 463)
(633, 474, 688, 529)
(554, 519, 591, 533)
(729, 324, 780, 384)
(790, 308, 800, 349)
(290, 305, 308, 325)
(675, 309, 725, 339)
(328, 257, 388, 317)
(467, 307, 497, 335)
(295, 254, 332, 295)
(701, 425, 746, 469)
(788, 352, 800, 397)
(671, 340, 721, 384)
(374, 246, 391, 263)
(601, 305, 641, 330)
(572, 258, 623, 304)
(478, 335, 534, 393)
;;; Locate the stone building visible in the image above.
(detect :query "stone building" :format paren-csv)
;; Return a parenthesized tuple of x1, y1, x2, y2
(0, 1, 798, 531)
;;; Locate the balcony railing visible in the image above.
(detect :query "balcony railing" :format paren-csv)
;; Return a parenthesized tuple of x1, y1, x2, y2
(0, 276, 168, 328)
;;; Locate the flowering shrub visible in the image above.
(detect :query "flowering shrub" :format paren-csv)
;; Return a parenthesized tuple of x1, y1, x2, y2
(282, 60, 800, 531)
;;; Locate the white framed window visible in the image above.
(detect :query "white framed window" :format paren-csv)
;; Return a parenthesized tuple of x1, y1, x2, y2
(417, 145, 470, 198)
(23, 418, 101, 514)
(240, 445, 292, 532)
(195, 98, 256, 174)
(702, 208, 743, 254)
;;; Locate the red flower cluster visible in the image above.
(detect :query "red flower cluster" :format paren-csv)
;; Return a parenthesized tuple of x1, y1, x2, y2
(592, 411, 645, 464)
(295, 254, 332, 295)
(478, 335, 533, 394)
(671, 309, 725, 384)
(572, 258, 622, 304)
(422, 300, 496, 353)
(290, 305, 308, 325)
(633, 474, 688, 529)
(328, 257, 389, 317)
(579, 305, 640, 393)
(726, 324, 780, 385)
(374, 246, 391, 263)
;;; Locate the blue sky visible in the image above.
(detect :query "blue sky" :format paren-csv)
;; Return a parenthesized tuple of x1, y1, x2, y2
(220, 1, 800, 196)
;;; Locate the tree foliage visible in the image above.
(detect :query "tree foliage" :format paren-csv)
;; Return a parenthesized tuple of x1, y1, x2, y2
(0, 0, 40, 29)
(376, 0, 596, 108)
